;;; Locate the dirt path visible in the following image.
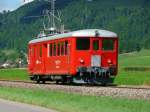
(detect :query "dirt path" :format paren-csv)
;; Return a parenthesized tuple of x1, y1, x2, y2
(0, 99, 57, 112)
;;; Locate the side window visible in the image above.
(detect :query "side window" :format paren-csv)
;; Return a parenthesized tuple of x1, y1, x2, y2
(65, 41, 68, 55)
(57, 43, 60, 56)
(39, 45, 42, 57)
(36, 45, 38, 58)
(54, 43, 56, 56)
(49, 43, 53, 56)
(102, 39, 114, 51)
(44, 43, 47, 48)
(93, 40, 99, 50)
(61, 42, 65, 56)
(32, 47, 34, 56)
(48, 41, 69, 56)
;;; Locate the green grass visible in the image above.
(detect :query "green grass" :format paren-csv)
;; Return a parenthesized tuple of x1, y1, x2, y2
(0, 87, 150, 112)
(116, 49, 150, 85)
(0, 68, 29, 81)
(119, 49, 150, 67)
(115, 70, 150, 85)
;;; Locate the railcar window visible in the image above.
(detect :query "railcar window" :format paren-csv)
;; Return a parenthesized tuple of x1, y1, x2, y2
(65, 41, 68, 55)
(102, 39, 114, 51)
(44, 44, 47, 48)
(32, 47, 34, 56)
(57, 43, 60, 56)
(34, 45, 39, 58)
(93, 40, 99, 50)
(39, 45, 42, 57)
(76, 38, 90, 50)
(29, 47, 34, 56)
(54, 43, 56, 56)
(61, 42, 65, 56)
(49, 43, 53, 56)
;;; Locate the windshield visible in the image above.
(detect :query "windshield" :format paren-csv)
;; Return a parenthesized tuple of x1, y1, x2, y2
(102, 39, 114, 51)
(76, 38, 90, 50)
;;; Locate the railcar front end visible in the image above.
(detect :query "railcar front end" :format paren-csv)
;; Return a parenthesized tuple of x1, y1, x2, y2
(72, 37, 118, 84)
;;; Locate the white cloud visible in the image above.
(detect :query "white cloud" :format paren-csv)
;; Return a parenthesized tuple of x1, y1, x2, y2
(23, 0, 34, 5)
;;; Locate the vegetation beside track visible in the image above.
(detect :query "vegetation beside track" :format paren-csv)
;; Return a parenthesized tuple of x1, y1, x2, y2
(115, 70, 150, 85)
(0, 87, 150, 112)
(114, 50, 150, 85)
(0, 68, 29, 81)
(119, 50, 150, 67)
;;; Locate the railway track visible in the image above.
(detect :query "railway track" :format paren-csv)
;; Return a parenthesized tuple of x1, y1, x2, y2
(0, 79, 150, 90)
(0, 79, 150, 100)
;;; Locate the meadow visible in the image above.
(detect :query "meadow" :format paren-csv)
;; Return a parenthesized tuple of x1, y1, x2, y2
(115, 50, 150, 85)
(0, 68, 29, 81)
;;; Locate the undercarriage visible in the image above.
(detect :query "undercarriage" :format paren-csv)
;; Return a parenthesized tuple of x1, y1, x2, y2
(30, 66, 116, 85)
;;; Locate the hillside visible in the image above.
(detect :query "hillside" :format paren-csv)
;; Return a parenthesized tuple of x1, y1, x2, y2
(0, 0, 150, 55)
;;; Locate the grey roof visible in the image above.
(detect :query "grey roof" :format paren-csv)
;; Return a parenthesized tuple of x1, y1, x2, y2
(29, 29, 118, 44)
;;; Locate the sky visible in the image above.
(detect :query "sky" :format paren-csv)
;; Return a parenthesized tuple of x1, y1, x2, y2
(0, 0, 34, 12)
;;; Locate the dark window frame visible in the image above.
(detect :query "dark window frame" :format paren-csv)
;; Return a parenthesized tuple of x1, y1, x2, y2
(53, 43, 56, 56)
(39, 45, 42, 57)
(93, 40, 99, 50)
(102, 39, 115, 51)
(76, 38, 90, 50)
(60, 42, 65, 56)
(49, 43, 53, 57)
(65, 41, 68, 55)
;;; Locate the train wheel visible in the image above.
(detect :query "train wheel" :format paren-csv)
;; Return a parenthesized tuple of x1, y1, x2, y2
(42, 80, 45, 84)
(101, 82, 107, 86)
(36, 80, 40, 84)
(56, 80, 60, 84)
(36, 76, 41, 84)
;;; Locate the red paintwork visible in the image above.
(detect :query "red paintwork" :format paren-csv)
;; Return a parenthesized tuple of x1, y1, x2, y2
(28, 37, 118, 76)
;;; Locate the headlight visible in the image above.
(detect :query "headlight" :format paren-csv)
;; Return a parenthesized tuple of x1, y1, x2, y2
(79, 58, 84, 64)
(107, 59, 112, 64)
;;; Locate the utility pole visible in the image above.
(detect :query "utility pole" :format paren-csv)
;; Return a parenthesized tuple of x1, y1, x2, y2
(24, 0, 64, 34)
(51, 0, 55, 29)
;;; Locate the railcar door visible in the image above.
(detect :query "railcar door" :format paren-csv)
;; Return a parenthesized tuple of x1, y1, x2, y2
(91, 38, 101, 67)
(41, 43, 47, 74)
(34, 45, 44, 74)
(28, 45, 35, 73)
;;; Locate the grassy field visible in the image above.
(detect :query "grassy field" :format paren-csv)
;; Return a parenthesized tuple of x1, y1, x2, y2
(0, 50, 150, 85)
(115, 71, 150, 85)
(0, 87, 149, 112)
(114, 49, 150, 85)
(119, 50, 150, 67)
(0, 68, 29, 81)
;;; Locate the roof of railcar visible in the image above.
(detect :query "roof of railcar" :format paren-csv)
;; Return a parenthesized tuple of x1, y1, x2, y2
(29, 29, 118, 44)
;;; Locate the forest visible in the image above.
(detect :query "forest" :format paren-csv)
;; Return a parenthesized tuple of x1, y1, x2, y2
(0, 0, 150, 63)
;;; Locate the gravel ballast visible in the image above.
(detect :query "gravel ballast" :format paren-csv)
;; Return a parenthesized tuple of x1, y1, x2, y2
(0, 81, 150, 100)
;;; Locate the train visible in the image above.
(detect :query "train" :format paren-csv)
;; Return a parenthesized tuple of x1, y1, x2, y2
(28, 29, 118, 84)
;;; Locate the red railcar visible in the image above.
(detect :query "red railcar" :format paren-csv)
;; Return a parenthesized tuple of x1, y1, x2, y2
(28, 29, 118, 84)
